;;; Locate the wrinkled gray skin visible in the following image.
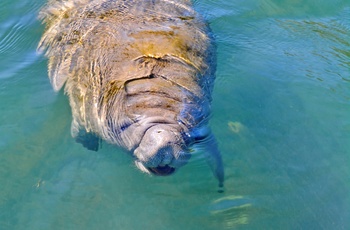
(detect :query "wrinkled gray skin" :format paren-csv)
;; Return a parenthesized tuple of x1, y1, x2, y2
(39, 0, 224, 187)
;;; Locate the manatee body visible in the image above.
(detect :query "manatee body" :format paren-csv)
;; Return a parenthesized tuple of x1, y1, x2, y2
(39, 0, 224, 186)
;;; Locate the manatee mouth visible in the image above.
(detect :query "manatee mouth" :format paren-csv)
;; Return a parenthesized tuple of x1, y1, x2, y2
(147, 165, 175, 176)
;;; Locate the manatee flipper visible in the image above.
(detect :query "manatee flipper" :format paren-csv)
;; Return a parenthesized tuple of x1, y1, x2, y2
(192, 127, 225, 190)
(71, 120, 100, 151)
(204, 133, 224, 190)
(75, 129, 100, 151)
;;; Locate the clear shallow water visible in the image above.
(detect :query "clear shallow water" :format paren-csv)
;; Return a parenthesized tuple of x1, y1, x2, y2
(1, 0, 349, 229)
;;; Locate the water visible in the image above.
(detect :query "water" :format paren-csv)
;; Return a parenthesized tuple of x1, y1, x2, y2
(0, 0, 349, 229)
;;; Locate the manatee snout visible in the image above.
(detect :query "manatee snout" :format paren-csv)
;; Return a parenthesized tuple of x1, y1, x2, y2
(148, 165, 176, 176)
(134, 124, 190, 176)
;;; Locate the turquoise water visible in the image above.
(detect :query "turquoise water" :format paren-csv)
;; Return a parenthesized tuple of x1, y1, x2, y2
(1, 0, 349, 229)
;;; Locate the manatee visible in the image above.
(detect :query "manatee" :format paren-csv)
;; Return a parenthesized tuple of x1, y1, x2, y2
(38, 0, 224, 187)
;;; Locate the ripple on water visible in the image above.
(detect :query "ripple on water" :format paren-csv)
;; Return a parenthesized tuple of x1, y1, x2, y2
(210, 195, 253, 228)
(0, 1, 43, 80)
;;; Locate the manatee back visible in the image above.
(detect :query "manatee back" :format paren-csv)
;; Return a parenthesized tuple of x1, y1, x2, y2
(38, 0, 215, 92)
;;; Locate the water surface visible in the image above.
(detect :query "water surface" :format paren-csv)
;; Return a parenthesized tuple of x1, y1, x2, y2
(1, 0, 349, 229)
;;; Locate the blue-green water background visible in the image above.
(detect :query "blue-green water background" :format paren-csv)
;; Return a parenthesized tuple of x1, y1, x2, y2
(1, 0, 349, 229)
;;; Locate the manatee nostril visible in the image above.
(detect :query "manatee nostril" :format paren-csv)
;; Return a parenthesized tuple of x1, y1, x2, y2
(148, 165, 175, 176)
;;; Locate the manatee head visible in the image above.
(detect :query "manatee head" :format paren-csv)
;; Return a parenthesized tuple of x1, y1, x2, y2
(133, 124, 190, 176)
